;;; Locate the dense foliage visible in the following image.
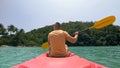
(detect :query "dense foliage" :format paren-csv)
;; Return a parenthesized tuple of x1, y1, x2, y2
(0, 21, 120, 47)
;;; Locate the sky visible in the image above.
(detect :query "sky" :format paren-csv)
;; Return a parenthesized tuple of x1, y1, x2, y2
(0, 0, 120, 32)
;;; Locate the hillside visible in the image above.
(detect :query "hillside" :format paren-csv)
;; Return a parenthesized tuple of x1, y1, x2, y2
(0, 21, 120, 46)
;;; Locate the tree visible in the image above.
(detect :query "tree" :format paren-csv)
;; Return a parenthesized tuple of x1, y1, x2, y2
(14, 29, 26, 46)
(7, 25, 18, 35)
(0, 23, 7, 36)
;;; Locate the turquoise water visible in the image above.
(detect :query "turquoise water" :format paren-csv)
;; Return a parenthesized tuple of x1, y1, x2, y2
(0, 46, 120, 68)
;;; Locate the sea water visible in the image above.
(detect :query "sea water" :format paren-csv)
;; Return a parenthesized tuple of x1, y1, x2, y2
(0, 46, 120, 68)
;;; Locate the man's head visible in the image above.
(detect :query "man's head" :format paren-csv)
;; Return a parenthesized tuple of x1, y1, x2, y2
(53, 22, 60, 30)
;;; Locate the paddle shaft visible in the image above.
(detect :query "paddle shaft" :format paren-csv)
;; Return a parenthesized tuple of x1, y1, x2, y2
(78, 28, 89, 33)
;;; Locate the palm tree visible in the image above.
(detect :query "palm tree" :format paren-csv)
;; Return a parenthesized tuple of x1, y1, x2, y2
(7, 25, 17, 35)
(0, 23, 6, 36)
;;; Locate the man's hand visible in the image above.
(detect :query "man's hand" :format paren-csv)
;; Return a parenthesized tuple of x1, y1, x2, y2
(75, 31, 79, 35)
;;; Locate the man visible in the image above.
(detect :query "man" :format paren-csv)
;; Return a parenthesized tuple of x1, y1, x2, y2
(48, 22, 78, 57)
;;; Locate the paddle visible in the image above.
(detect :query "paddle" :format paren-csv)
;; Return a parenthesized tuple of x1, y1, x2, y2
(42, 42, 49, 49)
(80, 16, 116, 32)
(41, 15, 116, 49)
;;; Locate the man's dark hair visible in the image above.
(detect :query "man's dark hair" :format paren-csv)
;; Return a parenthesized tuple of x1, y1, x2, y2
(55, 22, 60, 28)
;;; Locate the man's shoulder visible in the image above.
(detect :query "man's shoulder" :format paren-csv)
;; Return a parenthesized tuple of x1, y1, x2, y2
(62, 30, 67, 33)
(48, 30, 57, 35)
(49, 30, 67, 34)
(49, 31, 53, 35)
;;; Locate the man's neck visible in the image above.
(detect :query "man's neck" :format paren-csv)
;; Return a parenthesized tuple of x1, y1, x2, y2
(54, 28, 60, 30)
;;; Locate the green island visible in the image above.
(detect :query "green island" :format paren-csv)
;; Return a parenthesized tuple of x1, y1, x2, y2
(0, 21, 120, 47)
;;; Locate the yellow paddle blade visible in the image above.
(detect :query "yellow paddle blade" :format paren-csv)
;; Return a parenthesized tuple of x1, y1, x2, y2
(41, 42, 49, 49)
(89, 16, 116, 29)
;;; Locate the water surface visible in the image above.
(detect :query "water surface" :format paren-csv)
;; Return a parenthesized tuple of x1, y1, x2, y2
(0, 46, 120, 68)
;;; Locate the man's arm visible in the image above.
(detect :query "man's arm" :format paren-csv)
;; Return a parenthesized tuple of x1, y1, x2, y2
(64, 31, 78, 43)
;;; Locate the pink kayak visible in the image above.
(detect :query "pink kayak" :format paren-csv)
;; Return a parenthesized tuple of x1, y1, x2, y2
(11, 52, 107, 68)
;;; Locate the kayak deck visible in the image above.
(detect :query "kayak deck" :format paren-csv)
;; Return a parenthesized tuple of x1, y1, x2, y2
(11, 52, 107, 68)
